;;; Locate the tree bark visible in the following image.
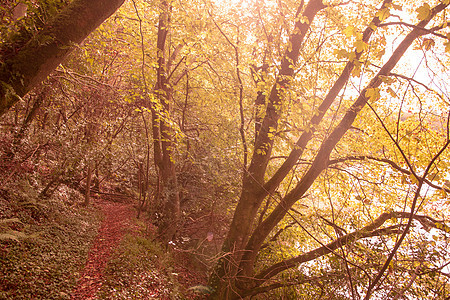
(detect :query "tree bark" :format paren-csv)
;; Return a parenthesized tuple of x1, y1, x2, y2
(207, 0, 326, 297)
(0, 0, 125, 117)
(151, 0, 181, 242)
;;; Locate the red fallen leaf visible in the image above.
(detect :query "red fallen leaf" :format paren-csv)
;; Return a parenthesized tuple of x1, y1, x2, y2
(70, 199, 134, 299)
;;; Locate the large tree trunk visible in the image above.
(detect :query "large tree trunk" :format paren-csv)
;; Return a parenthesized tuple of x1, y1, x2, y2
(0, 0, 125, 117)
(150, 0, 181, 242)
(207, 1, 326, 297)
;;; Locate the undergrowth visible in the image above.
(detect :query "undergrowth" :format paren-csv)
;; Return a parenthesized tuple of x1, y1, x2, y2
(0, 180, 101, 299)
(0, 178, 209, 299)
(98, 223, 190, 299)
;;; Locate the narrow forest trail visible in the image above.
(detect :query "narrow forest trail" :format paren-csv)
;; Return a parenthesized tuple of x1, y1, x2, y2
(71, 198, 135, 300)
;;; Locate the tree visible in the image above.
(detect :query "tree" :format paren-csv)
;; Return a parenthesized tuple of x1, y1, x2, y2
(145, 0, 181, 241)
(207, 0, 450, 298)
(0, 0, 125, 117)
(1, 0, 449, 298)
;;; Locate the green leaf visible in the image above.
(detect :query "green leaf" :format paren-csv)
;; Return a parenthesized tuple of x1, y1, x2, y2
(416, 3, 431, 21)
(299, 16, 309, 24)
(392, 4, 402, 10)
(375, 7, 390, 22)
(335, 49, 348, 59)
(409, 174, 419, 184)
(365, 88, 380, 101)
(387, 87, 398, 98)
(445, 35, 450, 53)
(355, 40, 368, 53)
(343, 25, 356, 37)
(351, 61, 362, 77)
(422, 38, 435, 50)
(401, 175, 407, 184)
(379, 75, 396, 84)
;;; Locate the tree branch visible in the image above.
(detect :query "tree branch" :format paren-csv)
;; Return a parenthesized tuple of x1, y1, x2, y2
(378, 21, 449, 39)
(262, 0, 393, 197)
(328, 155, 450, 193)
(241, 2, 449, 280)
(251, 211, 448, 288)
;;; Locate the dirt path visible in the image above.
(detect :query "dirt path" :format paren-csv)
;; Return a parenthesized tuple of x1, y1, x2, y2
(71, 199, 135, 300)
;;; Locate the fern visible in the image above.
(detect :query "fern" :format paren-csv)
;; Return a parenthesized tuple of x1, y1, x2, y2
(187, 285, 214, 294)
(0, 217, 23, 225)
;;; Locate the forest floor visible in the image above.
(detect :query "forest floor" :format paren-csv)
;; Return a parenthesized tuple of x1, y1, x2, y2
(71, 199, 136, 299)
(0, 184, 207, 299)
(74, 196, 208, 299)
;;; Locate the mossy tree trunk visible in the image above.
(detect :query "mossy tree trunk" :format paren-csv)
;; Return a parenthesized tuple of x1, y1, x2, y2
(0, 0, 125, 117)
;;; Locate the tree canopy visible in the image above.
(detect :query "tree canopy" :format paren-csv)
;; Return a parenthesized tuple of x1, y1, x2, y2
(1, 0, 450, 298)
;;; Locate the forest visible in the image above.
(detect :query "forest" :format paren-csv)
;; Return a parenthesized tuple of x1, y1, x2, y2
(1, 0, 450, 299)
